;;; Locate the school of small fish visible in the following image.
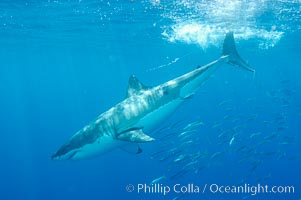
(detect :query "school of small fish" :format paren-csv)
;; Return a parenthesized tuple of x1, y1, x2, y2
(148, 79, 300, 199)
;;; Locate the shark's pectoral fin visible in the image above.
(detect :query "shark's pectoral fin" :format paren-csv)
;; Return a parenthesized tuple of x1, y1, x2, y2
(120, 144, 143, 154)
(117, 128, 155, 143)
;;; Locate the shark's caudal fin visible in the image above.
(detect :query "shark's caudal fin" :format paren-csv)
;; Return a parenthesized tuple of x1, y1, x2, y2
(222, 32, 255, 72)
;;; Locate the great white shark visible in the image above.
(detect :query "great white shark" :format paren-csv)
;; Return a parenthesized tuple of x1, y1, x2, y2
(52, 32, 255, 160)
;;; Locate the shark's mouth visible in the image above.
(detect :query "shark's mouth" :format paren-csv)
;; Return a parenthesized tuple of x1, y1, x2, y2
(51, 150, 78, 160)
(51, 144, 80, 160)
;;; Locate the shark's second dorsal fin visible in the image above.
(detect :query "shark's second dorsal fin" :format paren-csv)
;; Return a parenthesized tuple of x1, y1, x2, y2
(127, 75, 150, 97)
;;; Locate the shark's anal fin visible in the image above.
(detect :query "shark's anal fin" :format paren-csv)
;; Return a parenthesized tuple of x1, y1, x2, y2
(120, 144, 143, 154)
(127, 75, 150, 97)
(117, 128, 155, 143)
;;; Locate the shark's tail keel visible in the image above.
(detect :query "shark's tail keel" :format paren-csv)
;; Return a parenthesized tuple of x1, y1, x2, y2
(223, 32, 255, 72)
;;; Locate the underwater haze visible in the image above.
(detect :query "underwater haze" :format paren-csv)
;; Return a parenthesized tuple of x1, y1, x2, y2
(0, 0, 301, 200)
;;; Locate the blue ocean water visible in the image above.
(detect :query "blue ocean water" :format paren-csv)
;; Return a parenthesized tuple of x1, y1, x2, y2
(0, 0, 300, 200)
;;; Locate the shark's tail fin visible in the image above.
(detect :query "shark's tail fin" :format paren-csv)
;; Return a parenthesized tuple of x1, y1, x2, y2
(222, 32, 255, 72)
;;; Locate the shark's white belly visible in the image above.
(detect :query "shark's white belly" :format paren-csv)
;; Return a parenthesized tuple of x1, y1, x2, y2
(72, 135, 123, 160)
(136, 98, 182, 132)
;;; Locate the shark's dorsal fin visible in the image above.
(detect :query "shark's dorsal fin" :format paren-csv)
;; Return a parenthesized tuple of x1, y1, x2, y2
(117, 127, 155, 143)
(127, 75, 150, 97)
